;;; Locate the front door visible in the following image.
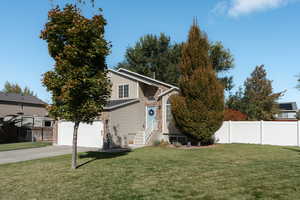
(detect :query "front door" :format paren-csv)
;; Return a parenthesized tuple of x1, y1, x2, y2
(146, 106, 157, 130)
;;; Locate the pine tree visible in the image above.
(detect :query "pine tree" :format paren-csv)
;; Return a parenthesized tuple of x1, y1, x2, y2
(117, 34, 234, 89)
(117, 33, 181, 86)
(170, 21, 224, 145)
(243, 65, 283, 120)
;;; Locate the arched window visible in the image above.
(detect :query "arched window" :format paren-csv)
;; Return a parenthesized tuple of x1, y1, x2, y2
(166, 98, 173, 126)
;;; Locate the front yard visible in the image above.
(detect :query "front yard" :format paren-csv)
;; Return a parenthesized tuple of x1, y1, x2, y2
(1, 144, 300, 199)
(0, 141, 52, 152)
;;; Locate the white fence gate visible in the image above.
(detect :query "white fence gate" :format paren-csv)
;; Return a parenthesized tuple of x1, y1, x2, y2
(58, 121, 104, 148)
(215, 121, 300, 146)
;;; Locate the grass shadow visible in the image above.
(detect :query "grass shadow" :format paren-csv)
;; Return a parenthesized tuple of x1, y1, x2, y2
(282, 147, 300, 153)
(77, 149, 131, 168)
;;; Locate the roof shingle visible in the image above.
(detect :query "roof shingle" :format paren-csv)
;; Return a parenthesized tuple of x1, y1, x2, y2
(0, 92, 46, 106)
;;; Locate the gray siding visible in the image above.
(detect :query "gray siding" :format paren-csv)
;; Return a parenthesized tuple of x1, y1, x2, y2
(108, 71, 139, 100)
(108, 101, 145, 147)
(0, 103, 47, 118)
(22, 105, 48, 116)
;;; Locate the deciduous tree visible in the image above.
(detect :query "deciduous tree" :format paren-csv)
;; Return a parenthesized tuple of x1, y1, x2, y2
(41, 4, 111, 169)
(2, 81, 36, 96)
(224, 109, 247, 121)
(170, 21, 224, 145)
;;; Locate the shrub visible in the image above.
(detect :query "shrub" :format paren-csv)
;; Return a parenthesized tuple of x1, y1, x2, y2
(224, 109, 247, 121)
(153, 140, 161, 146)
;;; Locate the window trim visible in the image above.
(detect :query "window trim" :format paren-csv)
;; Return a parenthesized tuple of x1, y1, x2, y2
(118, 84, 129, 99)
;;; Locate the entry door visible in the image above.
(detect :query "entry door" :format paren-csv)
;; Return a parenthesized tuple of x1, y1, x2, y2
(146, 106, 158, 130)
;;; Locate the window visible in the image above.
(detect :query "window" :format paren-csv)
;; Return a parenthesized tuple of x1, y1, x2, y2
(166, 98, 173, 125)
(124, 85, 129, 98)
(119, 84, 129, 98)
(44, 121, 52, 127)
(118, 85, 123, 98)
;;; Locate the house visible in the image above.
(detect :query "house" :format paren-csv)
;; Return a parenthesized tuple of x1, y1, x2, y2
(102, 68, 181, 147)
(54, 68, 182, 148)
(0, 92, 53, 143)
(275, 102, 298, 120)
(0, 92, 52, 126)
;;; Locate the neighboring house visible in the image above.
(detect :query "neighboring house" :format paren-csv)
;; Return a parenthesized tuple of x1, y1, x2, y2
(54, 68, 182, 148)
(275, 102, 298, 120)
(0, 92, 53, 143)
(0, 92, 47, 117)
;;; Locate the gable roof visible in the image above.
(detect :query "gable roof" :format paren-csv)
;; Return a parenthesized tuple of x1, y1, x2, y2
(157, 87, 179, 99)
(104, 99, 139, 110)
(108, 69, 155, 86)
(117, 68, 179, 89)
(0, 92, 46, 106)
(108, 68, 179, 90)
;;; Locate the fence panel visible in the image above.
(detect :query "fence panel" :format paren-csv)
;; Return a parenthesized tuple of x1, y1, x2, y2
(231, 121, 261, 144)
(215, 122, 229, 143)
(263, 121, 297, 146)
(215, 121, 300, 147)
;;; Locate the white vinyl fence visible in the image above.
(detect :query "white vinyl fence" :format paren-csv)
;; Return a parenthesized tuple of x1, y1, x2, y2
(57, 121, 104, 148)
(215, 121, 300, 146)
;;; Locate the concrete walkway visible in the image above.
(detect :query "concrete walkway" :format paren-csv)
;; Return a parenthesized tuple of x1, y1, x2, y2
(0, 145, 98, 165)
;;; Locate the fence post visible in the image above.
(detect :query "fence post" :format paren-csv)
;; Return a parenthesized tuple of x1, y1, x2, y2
(260, 120, 263, 145)
(228, 121, 231, 144)
(297, 121, 300, 147)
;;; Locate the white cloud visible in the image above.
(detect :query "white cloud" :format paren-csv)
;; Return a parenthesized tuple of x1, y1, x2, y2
(212, 0, 294, 17)
(212, 1, 229, 16)
(229, 0, 287, 17)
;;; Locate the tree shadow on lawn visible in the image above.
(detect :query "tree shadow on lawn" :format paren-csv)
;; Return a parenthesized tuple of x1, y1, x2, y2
(282, 147, 300, 153)
(77, 149, 130, 168)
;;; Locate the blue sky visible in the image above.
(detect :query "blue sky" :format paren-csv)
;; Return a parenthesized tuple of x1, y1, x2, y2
(0, 0, 300, 105)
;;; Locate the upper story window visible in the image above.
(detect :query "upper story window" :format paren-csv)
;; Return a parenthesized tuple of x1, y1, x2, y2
(119, 84, 129, 98)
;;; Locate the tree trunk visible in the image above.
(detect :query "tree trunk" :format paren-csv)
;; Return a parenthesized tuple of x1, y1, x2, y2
(72, 121, 80, 169)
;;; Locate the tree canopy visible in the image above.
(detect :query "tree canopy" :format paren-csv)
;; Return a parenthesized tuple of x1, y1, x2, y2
(117, 33, 181, 86)
(41, 4, 111, 169)
(227, 65, 283, 120)
(2, 81, 36, 96)
(170, 21, 224, 145)
(117, 33, 234, 90)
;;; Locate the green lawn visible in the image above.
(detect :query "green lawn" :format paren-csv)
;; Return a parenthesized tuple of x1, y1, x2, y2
(1, 144, 300, 200)
(0, 141, 52, 152)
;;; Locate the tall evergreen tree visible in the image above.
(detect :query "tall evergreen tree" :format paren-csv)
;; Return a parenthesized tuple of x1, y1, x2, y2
(243, 65, 283, 120)
(117, 33, 181, 86)
(227, 65, 283, 120)
(117, 34, 234, 89)
(170, 21, 224, 145)
(41, 5, 111, 169)
(209, 41, 234, 90)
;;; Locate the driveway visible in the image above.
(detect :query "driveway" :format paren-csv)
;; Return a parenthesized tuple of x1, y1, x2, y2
(0, 145, 98, 164)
